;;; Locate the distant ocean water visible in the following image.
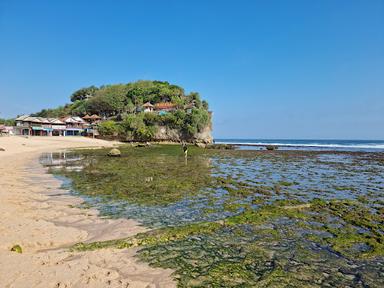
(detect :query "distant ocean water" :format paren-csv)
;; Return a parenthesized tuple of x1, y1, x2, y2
(215, 139, 384, 152)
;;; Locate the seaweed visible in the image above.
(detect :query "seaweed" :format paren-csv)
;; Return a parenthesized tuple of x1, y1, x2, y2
(40, 146, 384, 287)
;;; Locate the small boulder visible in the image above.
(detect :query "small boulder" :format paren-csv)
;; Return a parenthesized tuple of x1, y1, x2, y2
(195, 142, 206, 148)
(206, 144, 235, 150)
(137, 143, 151, 147)
(0, 147, 5, 151)
(266, 145, 278, 151)
(10, 244, 22, 253)
(107, 148, 121, 157)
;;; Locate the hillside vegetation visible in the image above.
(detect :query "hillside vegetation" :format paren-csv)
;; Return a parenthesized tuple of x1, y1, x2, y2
(33, 80, 212, 142)
(0, 118, 15, 126)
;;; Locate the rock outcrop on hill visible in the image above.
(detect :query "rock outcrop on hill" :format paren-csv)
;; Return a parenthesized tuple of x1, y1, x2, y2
(154, 125, 213, 144)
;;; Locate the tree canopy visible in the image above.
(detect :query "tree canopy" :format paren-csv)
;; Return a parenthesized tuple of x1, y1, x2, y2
(0, 118, 15, 126)
(70, 86, 99, 102)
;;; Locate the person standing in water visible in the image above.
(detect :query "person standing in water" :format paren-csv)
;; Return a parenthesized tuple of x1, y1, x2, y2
(182, 141, 188, 158)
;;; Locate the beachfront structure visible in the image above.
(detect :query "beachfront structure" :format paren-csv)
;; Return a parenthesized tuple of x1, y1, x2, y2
(14, 115, 88, 136)
(142, 102, 155, 113)
(15, 115, 49, 136)
(61, 116, 86, 136)
(83, 114, 102, 123)
(184, 103, 195, 114)
(0, 125, 14, 135)
(138, 102, 177, 114)
(82, 115, 101, 137)
(140, 101, 196, 115)
(154, 102, 177, 112)
(48, 118, 67, 136)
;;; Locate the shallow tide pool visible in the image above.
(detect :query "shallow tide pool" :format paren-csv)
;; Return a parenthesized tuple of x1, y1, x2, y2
(40, 146, 384, 287)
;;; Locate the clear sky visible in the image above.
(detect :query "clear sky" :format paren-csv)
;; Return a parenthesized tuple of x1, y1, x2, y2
(0, 0, 383, 139)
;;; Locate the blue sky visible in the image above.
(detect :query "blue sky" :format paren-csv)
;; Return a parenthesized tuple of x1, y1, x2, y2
(0, 0, 383, 139)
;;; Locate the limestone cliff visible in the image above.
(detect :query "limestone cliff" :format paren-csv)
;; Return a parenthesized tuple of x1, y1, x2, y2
(153, 125, 213, 144)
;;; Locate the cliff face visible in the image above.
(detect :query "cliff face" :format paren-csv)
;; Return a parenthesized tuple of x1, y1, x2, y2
(153, 125, 213, 144)
(104, 125, 213, 144)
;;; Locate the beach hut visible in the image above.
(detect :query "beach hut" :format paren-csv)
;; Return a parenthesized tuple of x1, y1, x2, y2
(142, 102, 155, 113)
(82, 114, 101, 124)
(82, 114, 92, 121)
(89, 114, 101, 122)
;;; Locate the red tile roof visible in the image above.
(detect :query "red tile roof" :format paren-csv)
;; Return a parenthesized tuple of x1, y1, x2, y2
(154, 102, 176, 110)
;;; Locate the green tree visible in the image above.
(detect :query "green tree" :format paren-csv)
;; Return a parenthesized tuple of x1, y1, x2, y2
(70, 86, 99, 102)
(125, 99, 136, 114)
(189, 92, 202, 108)
(87, 85, 127, 116)
(120, 113, 157, 141)
(0, 118, 15, 126)
(202, 100, 209, 110)
(126, 80, 185, 104)
(135, 125, 156, 141)
(32, 105, 70, 118)
(98, 120, 119, 136)
(70, 100, 87, 116)
(121, 113, 144, 130)
(182, 108, 210, 136)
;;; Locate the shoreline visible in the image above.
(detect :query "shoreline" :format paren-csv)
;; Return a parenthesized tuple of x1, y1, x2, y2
(0, 136, 175, 287)
(215, 140, 384, 152)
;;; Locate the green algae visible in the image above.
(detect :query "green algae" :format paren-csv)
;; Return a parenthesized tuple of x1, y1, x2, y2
(10, 244, 22, 254)
(51, 145, 213, 206)
(309, 199, 384, 259)
(41, 146, 384, 287)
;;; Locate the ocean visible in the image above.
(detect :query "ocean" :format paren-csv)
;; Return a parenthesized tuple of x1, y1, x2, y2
(215, 139, 384, 152)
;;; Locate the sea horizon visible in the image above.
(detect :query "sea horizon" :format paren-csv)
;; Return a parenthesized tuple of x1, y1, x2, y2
(215, 138, 384, 152)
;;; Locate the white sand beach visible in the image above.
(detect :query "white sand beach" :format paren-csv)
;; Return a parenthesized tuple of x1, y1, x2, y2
(0, 136, 175, 288)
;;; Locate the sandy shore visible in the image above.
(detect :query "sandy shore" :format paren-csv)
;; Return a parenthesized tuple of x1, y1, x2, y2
(0, 136, 175, 288)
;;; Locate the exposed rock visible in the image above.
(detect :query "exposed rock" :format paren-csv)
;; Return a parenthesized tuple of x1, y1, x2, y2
(194, 126, 213, 144)
(153, 125, 213, 144)
(107, 148, 121, 157)
(206, 144, 235, 150)
(195, 142, 206, 148)
(266, 145, 278, 151)
(0, 147, 5, 151)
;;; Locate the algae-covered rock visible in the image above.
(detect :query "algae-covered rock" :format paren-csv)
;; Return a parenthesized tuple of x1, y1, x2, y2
(206, 144, 235, 150)
(107, 148, 121, 157)
(137, 143, 151, 147)
(195, 142, 207, 148)
(266, 145, 278, 151)
(10, 244, 22, 253)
